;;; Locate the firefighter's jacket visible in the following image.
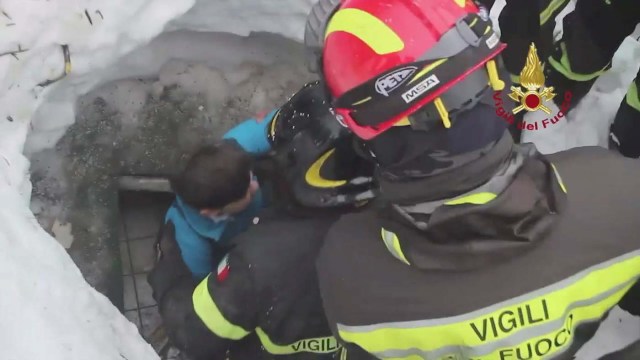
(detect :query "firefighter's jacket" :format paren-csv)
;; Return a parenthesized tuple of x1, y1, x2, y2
(148, 209, 343, 360)
(317, 142, 640, 360)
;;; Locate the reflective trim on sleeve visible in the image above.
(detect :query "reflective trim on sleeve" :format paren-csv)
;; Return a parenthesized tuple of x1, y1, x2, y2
(550, 163, 567, 193)
(381, 228, 410, 265)
(445, 192, 497, 205)
(340, 347, 348, 360)
(255, 327, 341, 355)
(192, 275, 251, 340)
(548, 42, 609, 82)
(540, 0, 570, 25)
(337, 251, 640, 359)
(626, 80, 640, 112)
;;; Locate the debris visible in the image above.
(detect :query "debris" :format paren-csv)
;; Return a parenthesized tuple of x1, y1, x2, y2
(6, 116, 13, 122)
(96, 10, 104, 20)
(52, 220, 74, 249)
(84, 9, 93, 25)
(37, 44, 71, 88)
(0, 44, 29, 60)
(1, 10, 11, 20)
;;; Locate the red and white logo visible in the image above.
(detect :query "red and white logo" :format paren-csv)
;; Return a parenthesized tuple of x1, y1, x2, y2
(254, 110, 269, 123)
(216, 254, 230, 282)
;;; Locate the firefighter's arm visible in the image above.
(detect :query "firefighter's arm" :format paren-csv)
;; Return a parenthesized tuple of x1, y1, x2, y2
(148, 224, 258, 360)
(618, 280, 640, 316)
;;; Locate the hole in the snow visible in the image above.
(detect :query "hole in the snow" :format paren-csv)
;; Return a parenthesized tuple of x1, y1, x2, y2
(24, 30, 314, 353)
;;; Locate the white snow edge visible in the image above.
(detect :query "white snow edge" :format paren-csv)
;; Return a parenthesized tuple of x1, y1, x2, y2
(0, 0, 312, 359)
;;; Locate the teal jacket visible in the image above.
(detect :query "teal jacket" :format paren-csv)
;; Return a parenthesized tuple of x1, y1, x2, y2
(165, 110, 277, 280)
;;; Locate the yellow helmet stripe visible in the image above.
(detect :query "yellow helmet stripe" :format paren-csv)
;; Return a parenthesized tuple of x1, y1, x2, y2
(325, 8, 404, 55)
(454, 0, 468, 7)
(408, 59, 448, 85)
(305, 149, 348, 188)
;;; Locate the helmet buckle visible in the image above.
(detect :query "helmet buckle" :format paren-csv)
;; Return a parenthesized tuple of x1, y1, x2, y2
(455, 16, 482, 47)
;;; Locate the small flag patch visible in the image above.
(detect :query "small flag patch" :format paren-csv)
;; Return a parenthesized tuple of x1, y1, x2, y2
(254, 110, 269, 123)
(216, 254, 230, 282)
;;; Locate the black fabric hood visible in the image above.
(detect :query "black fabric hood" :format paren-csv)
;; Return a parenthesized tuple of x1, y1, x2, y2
(377, 141, 568, 271)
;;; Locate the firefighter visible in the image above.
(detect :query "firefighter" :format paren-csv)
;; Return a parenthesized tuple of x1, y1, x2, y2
(491, 0, 640, 153)
(313, 0, 640, 359)
(148, 81, 376, 360)
(148, 209, 345, 360)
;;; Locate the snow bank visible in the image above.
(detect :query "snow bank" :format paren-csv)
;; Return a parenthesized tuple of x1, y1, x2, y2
(0, 183, 158, 360)
(0, 0, 312, 359)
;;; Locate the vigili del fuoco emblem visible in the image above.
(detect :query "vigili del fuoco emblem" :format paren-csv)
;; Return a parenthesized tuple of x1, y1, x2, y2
(508, 43, 556, 114)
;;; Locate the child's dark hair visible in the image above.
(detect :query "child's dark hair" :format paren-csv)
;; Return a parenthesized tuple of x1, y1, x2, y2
(171, 140, 253, 210)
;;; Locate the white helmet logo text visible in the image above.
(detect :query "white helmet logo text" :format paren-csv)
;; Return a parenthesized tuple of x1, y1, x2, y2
(375, 66, 417, 97)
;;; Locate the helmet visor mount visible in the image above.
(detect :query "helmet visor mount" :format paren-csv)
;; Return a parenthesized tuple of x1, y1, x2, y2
(330, 13, 507, 140)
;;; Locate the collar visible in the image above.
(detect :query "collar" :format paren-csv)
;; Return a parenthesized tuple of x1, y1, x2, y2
(175, 196, 230, 240)
(377, 142, 568, 270)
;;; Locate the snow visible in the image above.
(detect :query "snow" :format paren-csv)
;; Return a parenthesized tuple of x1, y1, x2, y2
(0, 0, 638, 359)
(0, 0, 314, 359)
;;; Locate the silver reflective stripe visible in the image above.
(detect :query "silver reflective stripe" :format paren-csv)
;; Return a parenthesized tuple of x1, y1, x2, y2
(399, 147, 523, 215)
(381, 229, 409, 265)
(337, 249, 640, 334)
(373, 278, 636, 359)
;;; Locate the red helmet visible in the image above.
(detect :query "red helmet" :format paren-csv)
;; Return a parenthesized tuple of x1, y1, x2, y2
(321, 0, 507, 139)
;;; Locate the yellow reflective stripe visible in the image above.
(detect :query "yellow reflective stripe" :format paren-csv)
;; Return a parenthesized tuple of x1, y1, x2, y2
(255, 327, 341, 355)
(325, 8, 404, 55)
(453, 0, 467, 7)
(465, 285, 631, 360)
(626, 81, 640, 112)
(192, 275, 251, 340)
(377, 283, 632, 360)
(445, 192, 496, 205)
(408, 59, 447, 85)
(337, 252, 640, 357)
(352, 96, 372, 106)
(540, 0, 570, 25)
(550, 163, 567, 193)
(393, 117, 412, 127)
(269, 109, 281, 138)
(548, 42, 609, 82)
(305, 149, 347, 188)
(381, 229, 410, 265)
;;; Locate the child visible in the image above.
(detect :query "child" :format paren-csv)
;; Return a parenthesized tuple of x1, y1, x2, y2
(166, 109, 277, 280)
